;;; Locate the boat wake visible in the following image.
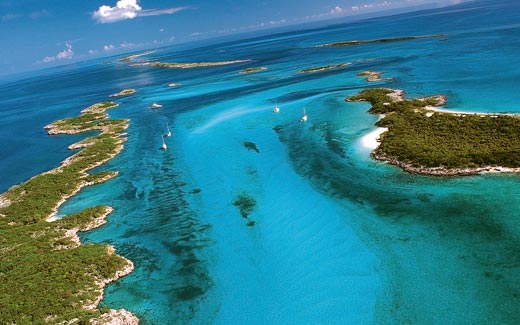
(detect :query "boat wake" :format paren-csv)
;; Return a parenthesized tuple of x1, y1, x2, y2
(193, 106, 269, 134)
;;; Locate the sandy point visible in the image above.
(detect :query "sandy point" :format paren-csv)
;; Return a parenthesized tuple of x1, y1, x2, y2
(360, 127, 388, 150)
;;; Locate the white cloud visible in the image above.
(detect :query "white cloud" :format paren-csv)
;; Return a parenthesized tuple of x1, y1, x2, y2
(93, 0, 141, 23)
(104, 44, 116, 51)
(139, 7, 185, 17)
(29, 9, 50, 19)
(331, 6, 343, 14)
(2, 10, 49, 21)
(89, 49, 99, 55)
(56, 43, 73, 59)
(38, 43, 73, 64)
(92, 0, 186, 23)
(120, 41, 141, 48)
(1, 13, 22, 21)
(99, 41, 144, 53)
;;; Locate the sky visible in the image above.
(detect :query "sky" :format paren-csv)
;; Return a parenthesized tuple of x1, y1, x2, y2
(0, 0, 468, 77)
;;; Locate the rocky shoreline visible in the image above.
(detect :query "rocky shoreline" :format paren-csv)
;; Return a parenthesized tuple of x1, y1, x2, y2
(2, 100, 138, 323)
(350, 88, 520, 177)
(46, 103, 137, 322)
(372, 153, 520, 176)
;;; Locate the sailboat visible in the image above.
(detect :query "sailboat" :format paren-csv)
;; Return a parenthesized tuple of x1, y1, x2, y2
(300, 107, 308, 122)
(149, 102, 163, 109)
(161, 134, 167, 150)
(166, 122, 171, 137)
(273, 101, 280, 113)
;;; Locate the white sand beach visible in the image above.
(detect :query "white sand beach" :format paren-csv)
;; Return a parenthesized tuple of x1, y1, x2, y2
(360, 127, 388, 150)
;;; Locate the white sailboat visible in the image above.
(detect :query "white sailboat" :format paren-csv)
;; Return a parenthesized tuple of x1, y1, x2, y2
(300, 107, 308, 122)
(166, 122, 171, 137)
(273, 101, 280, 113)
(150, 102, 163, 109)
(161, 134, 167, 150)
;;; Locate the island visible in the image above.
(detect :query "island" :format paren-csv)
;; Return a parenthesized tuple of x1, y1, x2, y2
(140, 59, 251, 69)
(239, 67, 268, 74)
(109, 88, 136, 98)
(315, 34, 445, 48)
(347, 88, 520, 176)
(118, 50, 156, 62)
(298, 62, 351, 74)
(0, 101, 137, 323)
(357, 71, 395, 82)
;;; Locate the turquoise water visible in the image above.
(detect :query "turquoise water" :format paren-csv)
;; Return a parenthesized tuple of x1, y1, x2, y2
(2, 0, 520, 323)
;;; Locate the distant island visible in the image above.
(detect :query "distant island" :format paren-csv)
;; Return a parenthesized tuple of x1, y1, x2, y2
(239, 67, 268, 74)
(298, 62, 351, 74)
(357, 71, 395, 82)
(0, 101, 137, 323)
(118, 50, 156, 62)
(141, 59, 251, 69)
(315, 34, 445, 48)
(109, 88, 136, 98)
(348, 88, 520, 176)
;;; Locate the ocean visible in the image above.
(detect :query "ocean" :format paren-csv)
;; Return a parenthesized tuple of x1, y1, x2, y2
(2, 0, 520, 323)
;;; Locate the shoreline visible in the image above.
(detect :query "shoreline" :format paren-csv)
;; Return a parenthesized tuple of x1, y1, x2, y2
(133, 59, 252, 69)
(109, 88, 136, 98)
(360, 127, 388, 150)
(372, 153, 520, 176)
(1, 101, 138, 323)
(425, 105, 516, 117)
(350, 88, 520, 177)
(357, 71, 395, 82)
(45, 103, 137, 322)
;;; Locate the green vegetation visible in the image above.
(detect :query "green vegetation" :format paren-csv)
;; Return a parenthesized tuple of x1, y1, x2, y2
(243, 141, 260, 153)
(239, 67, 268, 74)
(298, 63, 351, 74)
(315, 34, 445, 48)
(357, 71, 394, 82)
(232, 193, 256, 218)
(45, 102, 119, 135)
(109, 88, 136, 98)
(348, 88, 520, 175)
(149, 59, 251, 69)
(0, 101, 133, 323)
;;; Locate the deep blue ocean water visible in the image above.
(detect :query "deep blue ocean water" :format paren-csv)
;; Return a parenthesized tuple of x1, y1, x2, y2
(2, 0, 520, 323)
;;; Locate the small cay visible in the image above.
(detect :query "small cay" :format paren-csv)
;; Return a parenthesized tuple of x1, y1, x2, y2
(109, 88, 136, 98)
(315, 33, 446, 47)
(239, 67, 268, 74)
(357, 71, 395, 82)
(298, 62, 351, 74)
(141, 59, 252, 69)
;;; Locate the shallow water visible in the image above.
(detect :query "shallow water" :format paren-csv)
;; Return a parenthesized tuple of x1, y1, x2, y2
(2, 0, 520, 323)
